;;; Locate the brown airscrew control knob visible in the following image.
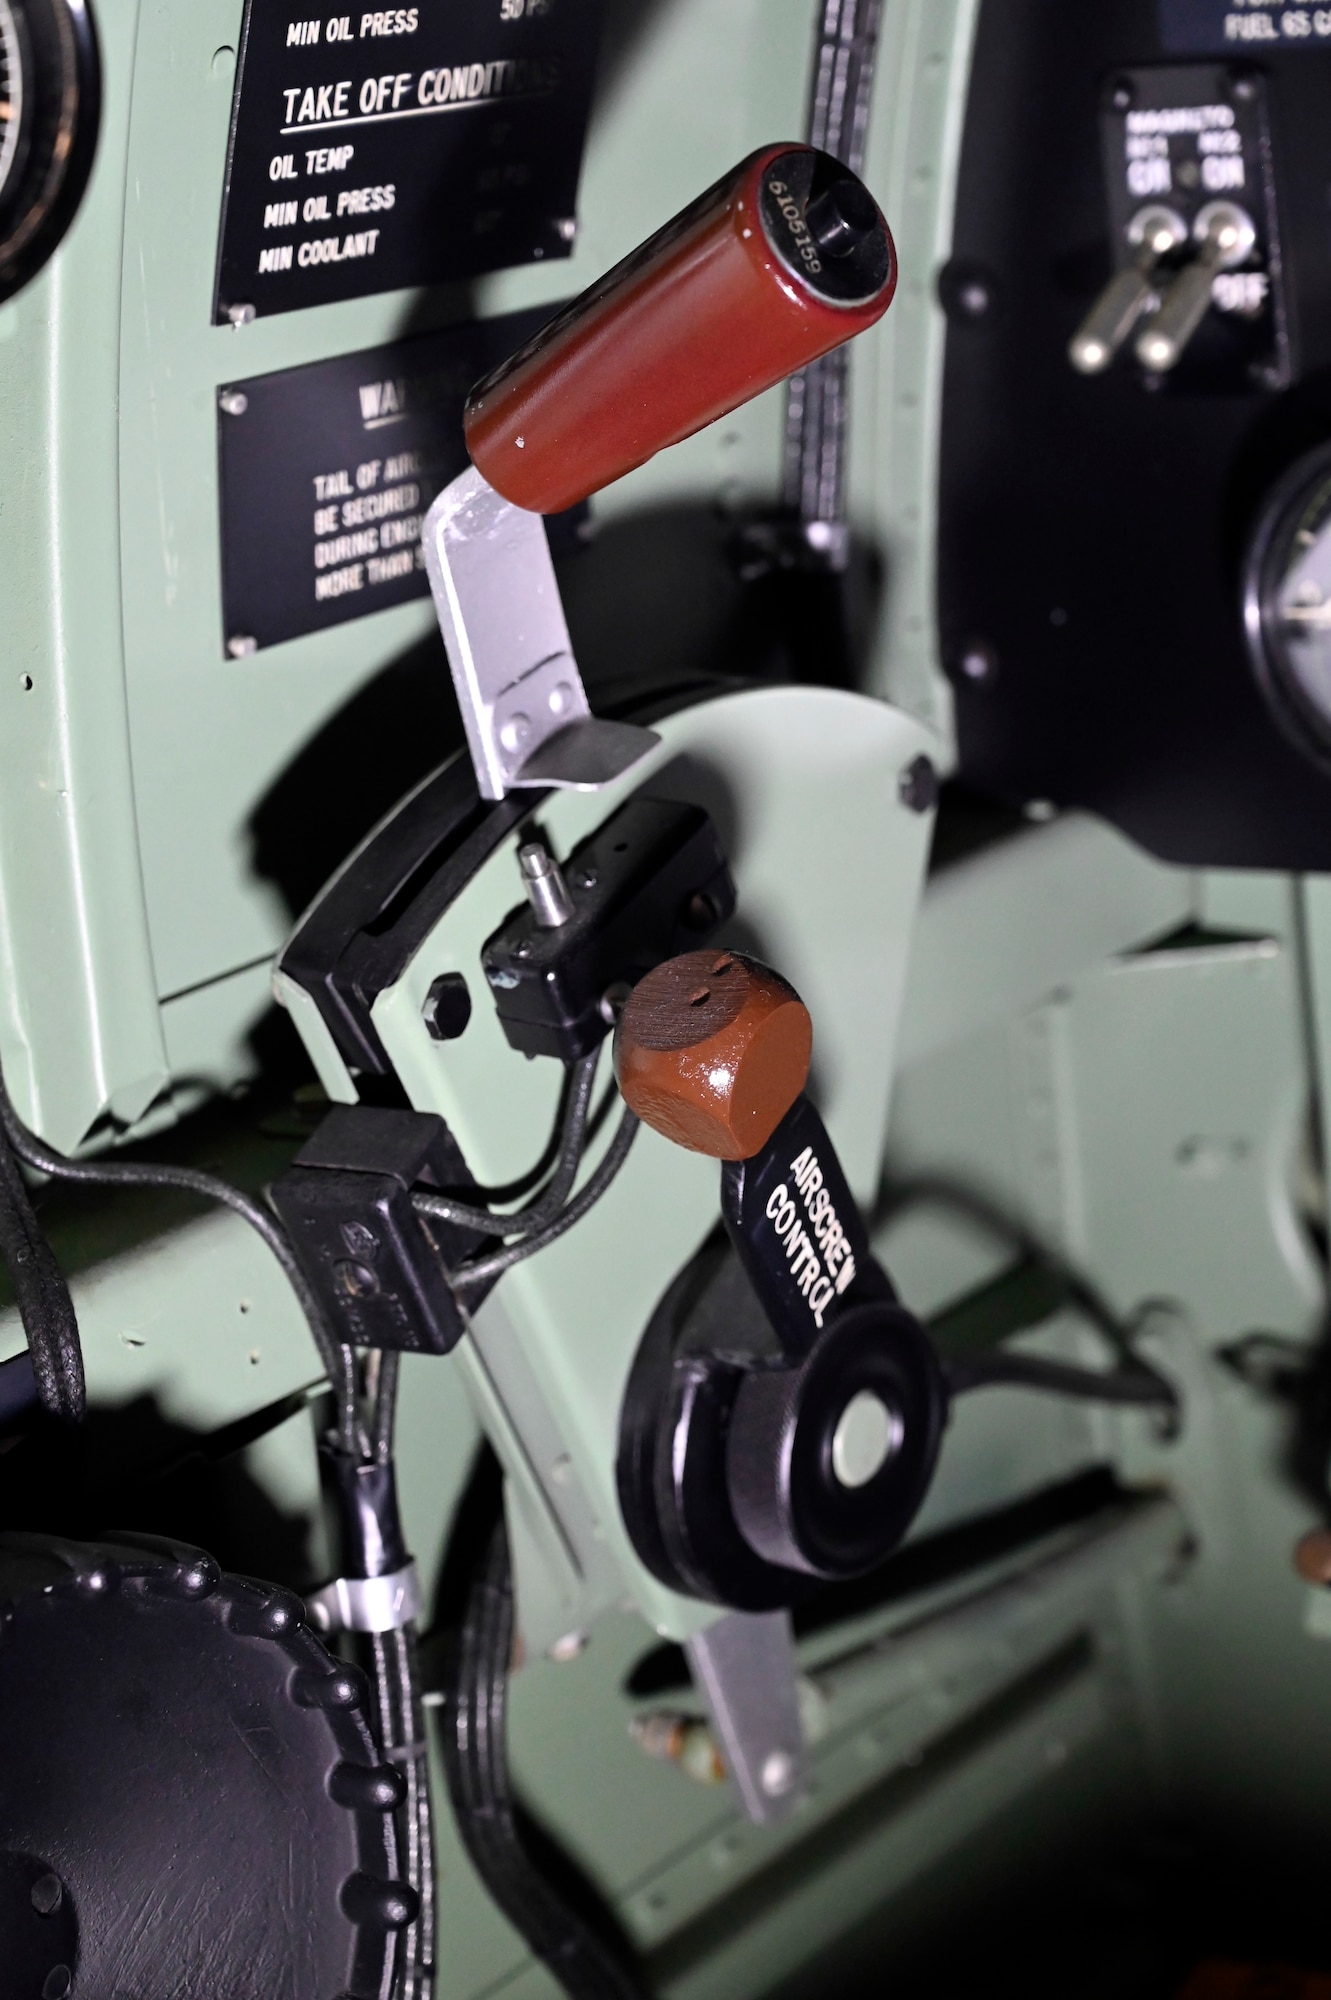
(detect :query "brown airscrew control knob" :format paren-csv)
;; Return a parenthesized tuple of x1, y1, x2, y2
(1294, 1528, 1331, 1587)
(613, 950, 813, 1161)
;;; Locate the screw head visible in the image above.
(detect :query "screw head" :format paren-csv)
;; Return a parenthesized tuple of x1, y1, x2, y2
(227, 634, 258, 659)
(219, 390, 248, 416)
(1109, 76, 1134, 111)
(937, 257, 1001, 326)
(954, 638, 998, 686)
(30, 1874, 63, 1917)
(898, 754, 939, 814)
(760, 1748, 796, 1797)
(227, 302, 257, 327)
(548, 1629, 588, 1663)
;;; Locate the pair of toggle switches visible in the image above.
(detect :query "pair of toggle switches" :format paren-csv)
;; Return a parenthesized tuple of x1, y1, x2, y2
(1069, 197, 1256, 376)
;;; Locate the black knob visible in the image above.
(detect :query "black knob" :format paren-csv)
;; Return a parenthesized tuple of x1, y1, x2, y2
(725, 1303, 944, 1580)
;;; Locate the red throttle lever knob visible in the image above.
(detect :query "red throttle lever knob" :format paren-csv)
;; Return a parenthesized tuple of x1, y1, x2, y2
(464, 144, 897, 515)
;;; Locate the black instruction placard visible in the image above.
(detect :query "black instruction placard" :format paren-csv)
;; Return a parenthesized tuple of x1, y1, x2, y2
(1159, 0, 1331, 49)
(218, 308, 558, 653)
(214, 0, 601, 322)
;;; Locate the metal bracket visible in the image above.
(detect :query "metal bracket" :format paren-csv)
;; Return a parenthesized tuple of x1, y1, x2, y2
(422, 464, 659, 802)
(685, 1609, 807, 1825)
(307, 1560, 423, 1636)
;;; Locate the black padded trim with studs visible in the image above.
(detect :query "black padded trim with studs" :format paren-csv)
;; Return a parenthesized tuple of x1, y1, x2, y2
(0, 1530, 416, 2000)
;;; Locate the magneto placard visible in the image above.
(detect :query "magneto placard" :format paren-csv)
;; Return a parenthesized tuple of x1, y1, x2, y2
(214, 0, 601, 322)
(217, 308, 564, 653)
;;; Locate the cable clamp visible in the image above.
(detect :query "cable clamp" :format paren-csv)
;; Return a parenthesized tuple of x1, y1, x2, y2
(307, 1559, 422, 1635)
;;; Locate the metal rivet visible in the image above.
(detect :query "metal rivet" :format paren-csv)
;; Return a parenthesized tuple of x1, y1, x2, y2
(898, 754, 939, 814)
(760, 1749, 796, 1797)
(30, 1874, 63, 1917)
(955, 639, 997, 685)
(548, 1630, 588, 1663)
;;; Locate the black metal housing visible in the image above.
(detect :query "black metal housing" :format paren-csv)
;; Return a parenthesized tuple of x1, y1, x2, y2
(481, 796, 736, 1062)
(271, 1105, 487, 1355)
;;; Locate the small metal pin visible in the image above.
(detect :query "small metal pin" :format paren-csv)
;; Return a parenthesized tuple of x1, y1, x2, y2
(519, 842, 574, 929)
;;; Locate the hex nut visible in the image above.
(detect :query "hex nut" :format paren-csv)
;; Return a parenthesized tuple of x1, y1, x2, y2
(422, 971, 472, 1042)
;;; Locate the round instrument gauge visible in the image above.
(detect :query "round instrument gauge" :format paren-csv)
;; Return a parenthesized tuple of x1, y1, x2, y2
(0, 0, 98, 306)
(1244, 443, 1331, 771)
(0, 2, 28, 206)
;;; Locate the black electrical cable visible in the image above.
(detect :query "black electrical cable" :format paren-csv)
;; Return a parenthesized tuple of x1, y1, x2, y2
(878, 1172, 1174, 1377)
(413, 1052, 600, 1240)
(944, 1351, 1178, 1411)
(452, 1107, 640, 1294)
(471, 1059, 585, 1206)
(0, 1105, 84, 1423)
(0, 1063, 361, 1452)
(373, 1346, 400, 1468)
(443, 1514, 646, 2000)
(365, 1346, 437, 2000)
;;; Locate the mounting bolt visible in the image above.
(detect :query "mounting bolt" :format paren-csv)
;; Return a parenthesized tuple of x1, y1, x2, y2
(760, 1748, 796, 1797)
(954, 638, 998, 686)
(898, 754, 939, 814)
(218, 390, 248, 416)
(227, 302, 256, 327)
(422, 971, 472, 1042)
(227, 635, 258, 659)
(30, 1874, 63, 1917)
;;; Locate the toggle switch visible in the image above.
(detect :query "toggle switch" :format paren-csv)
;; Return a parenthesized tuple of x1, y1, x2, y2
(1068, 204, 1187, 375)
(1135, 200, 1256, 374)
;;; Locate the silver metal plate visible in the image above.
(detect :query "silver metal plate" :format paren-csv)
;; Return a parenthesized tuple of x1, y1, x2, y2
(423, 464, 657, 800)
